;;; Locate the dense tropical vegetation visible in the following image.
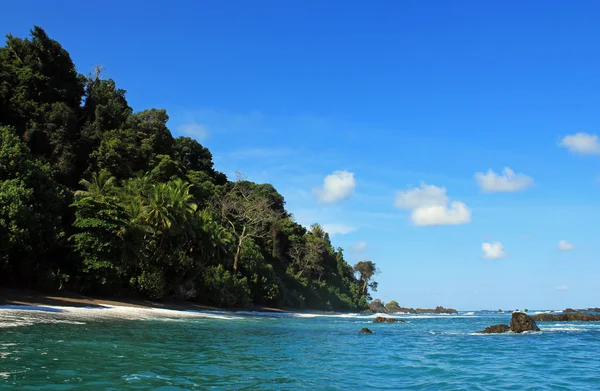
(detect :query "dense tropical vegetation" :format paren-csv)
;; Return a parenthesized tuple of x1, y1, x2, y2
(0, 27, 378, 310)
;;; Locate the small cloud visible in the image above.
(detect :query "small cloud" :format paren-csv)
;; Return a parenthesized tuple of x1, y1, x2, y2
(314, 170, 356, 204)
(523, 234, 532, 241)
(178, 122, 209, 140)
(555, 285, 568, 291)
(395, 182, 471, 226)
(482, 241, 507, 259)
(559, 132, 600, 155)
(350, 240, 368, 252)
(475, 167, 534, 192)
(321, 223, 356, 236)
(558, 240, 574, 251)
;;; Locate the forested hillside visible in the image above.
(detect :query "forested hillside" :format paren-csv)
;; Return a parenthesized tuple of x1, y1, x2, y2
(0, 27, 377, 310)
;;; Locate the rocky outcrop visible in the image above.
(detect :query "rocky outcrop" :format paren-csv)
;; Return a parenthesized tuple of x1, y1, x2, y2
(498, 309, 503, 313)
(359, 328, 373, 334)
(415, 306, 458, 314)
(373, 316, 405, 323)
(510, 312, 540, 333)
(479, 324, 510, 334)
(368, 300, 387, 313)
(564, 308, 577, 313)
(531, 312, 600, 322)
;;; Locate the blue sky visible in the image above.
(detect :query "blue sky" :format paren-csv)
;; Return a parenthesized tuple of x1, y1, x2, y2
(3, 0, 600, 310)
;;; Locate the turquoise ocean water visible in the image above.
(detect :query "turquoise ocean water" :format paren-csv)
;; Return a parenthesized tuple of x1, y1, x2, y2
(1, 306, 600, 390)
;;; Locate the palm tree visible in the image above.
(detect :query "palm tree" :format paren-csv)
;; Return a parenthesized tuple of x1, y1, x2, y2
(75, 169, 116, 198)
(166, 178, 198, 227)
(354, 260, 378, 295)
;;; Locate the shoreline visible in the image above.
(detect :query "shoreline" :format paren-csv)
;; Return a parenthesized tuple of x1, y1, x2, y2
(0, 288, 293, 314)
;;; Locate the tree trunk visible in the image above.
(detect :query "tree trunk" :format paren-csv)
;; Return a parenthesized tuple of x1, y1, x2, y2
(362, 279, 368, 294)
(233, 226, 246, 272)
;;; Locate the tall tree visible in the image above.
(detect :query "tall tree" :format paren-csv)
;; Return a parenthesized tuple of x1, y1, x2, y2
(354, 260, 378, 295)
(216, 177, 284, 272)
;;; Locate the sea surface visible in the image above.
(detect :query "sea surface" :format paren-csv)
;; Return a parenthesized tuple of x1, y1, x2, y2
(1, 306, 600, 390)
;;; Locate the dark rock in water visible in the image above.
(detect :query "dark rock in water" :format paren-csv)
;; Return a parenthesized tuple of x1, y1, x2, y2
(373, 316, 405, 323)
(531, 312, 600, 322)
(359, 328, 373, 334)
(510, 312, 540, 333)
(480, 324, 510, 334)
(565, 308, 577, 313)
(524, 309, 528, 313)
(588, 308, 600, 313)
(498, 309, 503, 313)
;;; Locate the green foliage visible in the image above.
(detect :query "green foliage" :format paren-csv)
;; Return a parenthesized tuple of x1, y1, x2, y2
(199, 265, 251, 307)
(0, 126, 68, 285)
(0, 27, 377, 311)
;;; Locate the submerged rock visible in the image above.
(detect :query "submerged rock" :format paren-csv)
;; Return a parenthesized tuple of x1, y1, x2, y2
(359, 328, 373, 334)
(510, 312, 540, 333)
(373, 316, 405, 323)
(531, 312, 600, 322)
(479, 324, 510, 334)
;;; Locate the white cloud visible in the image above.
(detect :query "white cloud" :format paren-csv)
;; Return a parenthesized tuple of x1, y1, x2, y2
(178, 122, 209, 140)
(321, 223, 356, 236)
(482, 242, 507, 259)
(475, 167, 534, 192)
(350, 240, 368, 252)
(395, 183, 471, 226)
(559, 132, 600, 155)
(558, 240, 574, 251)
(395, 182, 447, 209)
(314, 170, 356, 204)
(555, 285, 568, 291)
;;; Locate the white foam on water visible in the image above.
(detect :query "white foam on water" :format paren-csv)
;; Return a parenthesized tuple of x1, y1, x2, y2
(0, 304, 247, 328)
(541, 326, 585, 332)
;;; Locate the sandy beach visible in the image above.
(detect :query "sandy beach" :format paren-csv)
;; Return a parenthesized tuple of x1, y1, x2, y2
(0, 288, 285, 313)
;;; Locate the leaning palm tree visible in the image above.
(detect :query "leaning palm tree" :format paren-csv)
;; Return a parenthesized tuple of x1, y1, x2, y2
(354, 260, 378, 295)
(75, 169, 116, 198)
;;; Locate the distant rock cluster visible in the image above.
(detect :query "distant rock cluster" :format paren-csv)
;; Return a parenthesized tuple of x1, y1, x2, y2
(365, 299, 457, 315)
(531, 311, 600, 322)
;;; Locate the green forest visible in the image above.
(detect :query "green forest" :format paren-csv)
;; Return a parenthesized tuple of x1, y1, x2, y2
(0, 27, 378, 310)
